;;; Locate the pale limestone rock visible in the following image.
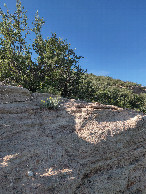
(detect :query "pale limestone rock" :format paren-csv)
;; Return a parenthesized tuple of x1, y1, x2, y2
(0, 85, 31, 104)
(0, 85, 146, 194)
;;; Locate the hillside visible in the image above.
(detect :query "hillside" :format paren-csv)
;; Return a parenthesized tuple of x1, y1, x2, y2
(0, 85, 146, 193)
(76, 73, 146, 113)
(86, 73, 146, 94)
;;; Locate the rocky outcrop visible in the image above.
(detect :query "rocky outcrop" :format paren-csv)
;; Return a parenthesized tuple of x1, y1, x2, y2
(0, 85, 31, 104)
(0, 85, 146, 194)
(131, 86, 146, 94)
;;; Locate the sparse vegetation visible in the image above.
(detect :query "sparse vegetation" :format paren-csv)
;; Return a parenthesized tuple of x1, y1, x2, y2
(40, 97, 61, 109)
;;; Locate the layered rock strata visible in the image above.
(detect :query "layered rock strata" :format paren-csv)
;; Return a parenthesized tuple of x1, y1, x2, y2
(0, 85, 146, 194)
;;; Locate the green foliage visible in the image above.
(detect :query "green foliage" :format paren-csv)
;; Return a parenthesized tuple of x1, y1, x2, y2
(40, 97, 61, 109)
(0, 0, 86, 95)
(0, 1, 32, 84)
(34, 32, 86, 97)
(81, 73, 146, 113)
(37, 85, 62, 96)
(0, 1, 145, 113)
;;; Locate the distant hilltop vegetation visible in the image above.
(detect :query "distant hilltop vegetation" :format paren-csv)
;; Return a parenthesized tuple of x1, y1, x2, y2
(81, 73, 146, 113)
(86, 73, 146, 94)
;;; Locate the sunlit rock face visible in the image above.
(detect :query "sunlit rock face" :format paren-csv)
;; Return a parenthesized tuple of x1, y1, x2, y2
(0, 85, 146, 194)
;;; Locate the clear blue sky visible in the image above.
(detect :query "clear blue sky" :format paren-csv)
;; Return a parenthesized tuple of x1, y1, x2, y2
(1, 0, 146, 86)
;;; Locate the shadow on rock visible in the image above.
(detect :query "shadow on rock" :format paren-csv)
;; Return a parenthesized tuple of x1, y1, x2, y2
(0, 99, 146, 194)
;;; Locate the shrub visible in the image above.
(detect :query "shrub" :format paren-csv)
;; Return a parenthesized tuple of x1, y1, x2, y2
(40, 97, 61, 109)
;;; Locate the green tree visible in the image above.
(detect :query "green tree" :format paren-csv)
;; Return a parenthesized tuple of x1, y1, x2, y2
(0, 0, 32, 85)
(33, 30, 86, 97)
(0, 0, 86, 95)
